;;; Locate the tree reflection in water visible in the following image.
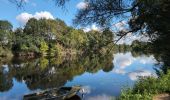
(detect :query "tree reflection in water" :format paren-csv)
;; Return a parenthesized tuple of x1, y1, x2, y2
(0, 65, 13, 92)
(0, 53, 114, 92)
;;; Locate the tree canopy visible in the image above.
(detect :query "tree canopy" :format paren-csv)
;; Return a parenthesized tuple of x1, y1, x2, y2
(9, 0, 170, 41)
(0, 18, 114, 58)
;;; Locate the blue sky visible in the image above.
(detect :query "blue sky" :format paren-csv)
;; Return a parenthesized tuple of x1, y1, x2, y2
(0, 0, 83, 28)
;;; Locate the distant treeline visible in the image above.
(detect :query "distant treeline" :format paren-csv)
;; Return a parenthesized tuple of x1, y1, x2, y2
(0, 18, 115, 57)
(0, 18, 154, 59)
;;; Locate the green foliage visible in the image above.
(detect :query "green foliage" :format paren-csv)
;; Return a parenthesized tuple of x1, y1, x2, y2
(12, 32, 39, 52)
(119, 70, 170, 100)
(39, 0, 170, 73)
(63, 29, 87, 49)
(39, 57, 48, 70)
(0, 18, 115, 57)
(120, 88, 153, 100)
(0, 51, 114, 90)
(0, 20, 13, 31)
(8, 1, 170, 73)
(54, 43, 63, 57)
(131, 40, 150, 52)
(40, 41, 48, 55)
(85, 29, 114, 54)
(0, 20, 14, 49)
(23, 18, 68, 40)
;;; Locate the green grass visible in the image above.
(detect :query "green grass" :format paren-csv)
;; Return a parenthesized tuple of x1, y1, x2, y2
(119, 70, 170, 100)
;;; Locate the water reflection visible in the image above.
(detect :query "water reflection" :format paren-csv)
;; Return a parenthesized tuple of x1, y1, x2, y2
(114, 53, 134, 69)
(0, 52, 159, 100)
(87, 94, 115, 100)
(113, 52, 157, 80)
(0, 65, 13, 92)
(0, 53, 113, 92)
(128, 70, 157, 81)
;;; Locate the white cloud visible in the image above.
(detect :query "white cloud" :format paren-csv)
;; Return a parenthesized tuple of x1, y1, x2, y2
(112, 52, 158, 80)
(113, 20, 150, 45)
(16, 11, 54, 25)
(83, 27, 91, 32)
(76, 2, 88, 9)
(137, 55, 157, 64)
(115, 21, 127, 30)
(113, 53, 157, 70)
(87, 94, 114, 100)
(113, 52, 134, 69)
(34, 11, 54, 20)
(112, 69, 126, 75)
(16, 12, 33, 25)
(91, 24, 99, 31)
(128, 70, 157, 81)
(83, 24, 100, 32)
(118, 58, 132, 69)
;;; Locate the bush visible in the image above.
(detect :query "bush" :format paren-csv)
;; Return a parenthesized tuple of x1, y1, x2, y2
(40, 41, 48, 55)
(119, 70, 170, 100)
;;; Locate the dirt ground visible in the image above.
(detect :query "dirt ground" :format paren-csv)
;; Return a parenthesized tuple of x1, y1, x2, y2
(153, 93, 170, 100)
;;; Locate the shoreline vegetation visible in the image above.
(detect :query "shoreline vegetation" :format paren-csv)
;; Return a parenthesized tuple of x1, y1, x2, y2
(119, 70, 170, 100)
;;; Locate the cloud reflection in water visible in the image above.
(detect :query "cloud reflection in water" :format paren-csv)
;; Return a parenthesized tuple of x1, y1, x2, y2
(87, 94, 115, 100)
(113, 52, 157, 80)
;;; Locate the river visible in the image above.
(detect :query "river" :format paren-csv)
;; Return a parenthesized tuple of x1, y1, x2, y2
(0, 52, 159, 100)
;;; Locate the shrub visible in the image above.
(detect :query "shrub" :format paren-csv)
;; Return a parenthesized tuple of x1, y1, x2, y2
(119, 70, 170, 100)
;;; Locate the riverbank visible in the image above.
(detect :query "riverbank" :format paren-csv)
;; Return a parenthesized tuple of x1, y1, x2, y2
(153, 93, 170, 100)
(119, 70, 170, 100)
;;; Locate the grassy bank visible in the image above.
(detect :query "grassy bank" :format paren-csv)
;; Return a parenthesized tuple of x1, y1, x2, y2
(119, 70, 170, 100)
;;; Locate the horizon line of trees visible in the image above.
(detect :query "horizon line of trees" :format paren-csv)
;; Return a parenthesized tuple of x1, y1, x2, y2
(0, 18, 115, 58)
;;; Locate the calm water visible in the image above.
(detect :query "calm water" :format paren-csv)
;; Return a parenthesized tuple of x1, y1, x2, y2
(0, 52, 159, 100)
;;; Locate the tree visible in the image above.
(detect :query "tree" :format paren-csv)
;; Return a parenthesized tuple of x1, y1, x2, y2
(5, 1, 170, 71)
(63, 29, 87, 49)
(0, 20, 13, 31)
(84, 29, 114, 54)
(24, 18, 39, 35)
(6, 1, 169, 42)
(10, 0, 169, 44)
(40, 41, 48, 55)
(53, 0, 170, 72)
(0, 20, 13, 48)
